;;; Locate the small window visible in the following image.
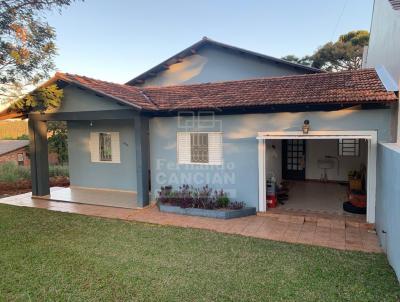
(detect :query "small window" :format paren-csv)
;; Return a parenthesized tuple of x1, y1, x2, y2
(17, 153, 24, 162)
(177, 132, 223, 165)
(17, 153, 24, 166)
(190, 133, 209, 163)
(99, 133, 112, 161)
(90, 132, 120, 163)
(338, 139, 360, 157)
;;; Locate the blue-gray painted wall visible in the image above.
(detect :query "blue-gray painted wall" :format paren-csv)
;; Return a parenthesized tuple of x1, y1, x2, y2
(376, 143, 400, 281)
(138, 45, 312, 87)
(67, 119, 137, 191)
(54, 86, 130, 113)
(150, 108, 393, 209)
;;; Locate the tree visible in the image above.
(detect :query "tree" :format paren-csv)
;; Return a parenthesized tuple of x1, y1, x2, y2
(281, 55, 313, 67)
(0, 0, 79, 109)
(282, 30, 370, 71)
(47, 121, 68, 164)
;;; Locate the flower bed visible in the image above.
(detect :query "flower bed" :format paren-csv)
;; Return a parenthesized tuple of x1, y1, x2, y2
(157, 185, 256, 219)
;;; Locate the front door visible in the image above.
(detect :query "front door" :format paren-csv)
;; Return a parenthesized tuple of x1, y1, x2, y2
(282, 139, 306, 180)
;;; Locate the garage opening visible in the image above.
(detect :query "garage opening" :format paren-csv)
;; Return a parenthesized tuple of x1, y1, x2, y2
(257, 131, 377, 223)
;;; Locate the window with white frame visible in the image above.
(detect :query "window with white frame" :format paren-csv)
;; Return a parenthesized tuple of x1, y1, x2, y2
(177, 132, 223, 165)
(90, 132, 120, 163)
(338, 139, 360, 157)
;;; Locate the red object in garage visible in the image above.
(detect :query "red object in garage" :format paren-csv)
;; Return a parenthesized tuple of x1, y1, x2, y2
(267, 195, 277, 208)
(349, 191, 367, 208)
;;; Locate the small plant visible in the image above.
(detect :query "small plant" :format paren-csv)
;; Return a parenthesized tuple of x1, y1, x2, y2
(157, 185, 244, 210)
(216, 189, 230, 208)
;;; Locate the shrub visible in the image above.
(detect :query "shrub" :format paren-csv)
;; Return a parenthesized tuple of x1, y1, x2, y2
(216, 190, 230, 208)
(0, 162, 30, 183)
(157, 185, 244, 210)
(49, 165, 69, 177)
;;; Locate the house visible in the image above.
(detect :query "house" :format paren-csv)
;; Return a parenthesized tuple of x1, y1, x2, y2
(363, 0, 400, 281)
(1, 65, 397, 218)
(0, 36, 399, 279)
(0, 140, 30, 167)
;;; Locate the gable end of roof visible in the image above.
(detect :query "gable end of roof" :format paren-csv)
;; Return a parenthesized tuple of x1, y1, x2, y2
(125, 37, 322, 86)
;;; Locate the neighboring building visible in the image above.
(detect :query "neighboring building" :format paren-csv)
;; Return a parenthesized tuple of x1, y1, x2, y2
(365, 0, 400, 85)
(0, 139, 59, 168)
(364, 0, 400, 281)
(0, 140, 30, 167)
(126, 37, 321, 87)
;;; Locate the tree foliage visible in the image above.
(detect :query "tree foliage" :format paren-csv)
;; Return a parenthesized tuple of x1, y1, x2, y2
(10, 83, 63, 113)
(282, 30, 370, 71)
(47, 120, 68, 164)
(0, 0, 79, 108)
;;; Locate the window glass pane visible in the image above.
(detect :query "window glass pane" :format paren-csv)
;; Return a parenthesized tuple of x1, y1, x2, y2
(99, 133, 112, 161)
(190, 133, 209, 163)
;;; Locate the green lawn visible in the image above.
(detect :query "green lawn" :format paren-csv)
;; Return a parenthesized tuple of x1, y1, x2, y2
(0, 204, 399, 301)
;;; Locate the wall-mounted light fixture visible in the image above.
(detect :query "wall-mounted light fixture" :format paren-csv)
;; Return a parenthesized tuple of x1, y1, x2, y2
(89, 121, 93, 127)
(302, 120, 310, 134)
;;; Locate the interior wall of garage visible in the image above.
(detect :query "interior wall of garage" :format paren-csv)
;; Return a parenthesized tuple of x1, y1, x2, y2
(265, 139, 368, 184)
(305, 139, 368, 182)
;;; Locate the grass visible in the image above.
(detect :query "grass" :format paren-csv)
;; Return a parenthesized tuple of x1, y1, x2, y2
(0, 205, 399, 301)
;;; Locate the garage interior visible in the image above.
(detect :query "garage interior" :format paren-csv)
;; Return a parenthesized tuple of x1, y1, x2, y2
(264, 138, 368, 216)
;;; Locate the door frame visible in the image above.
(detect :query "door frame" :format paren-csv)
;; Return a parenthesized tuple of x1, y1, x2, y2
(257, 130, 377, 223)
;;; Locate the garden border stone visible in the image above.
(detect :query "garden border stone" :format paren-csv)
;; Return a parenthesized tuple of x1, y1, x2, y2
(158, 204, 256, 219)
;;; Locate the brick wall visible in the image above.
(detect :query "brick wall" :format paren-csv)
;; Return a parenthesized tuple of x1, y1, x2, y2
(0, 147, 30, 167)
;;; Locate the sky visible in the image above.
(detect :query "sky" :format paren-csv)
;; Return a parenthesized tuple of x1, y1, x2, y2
(45, 0, 374, 84)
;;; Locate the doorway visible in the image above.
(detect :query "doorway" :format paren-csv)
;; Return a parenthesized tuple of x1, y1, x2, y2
(282, 139, 306, 180)
(257, 131, 377, 223)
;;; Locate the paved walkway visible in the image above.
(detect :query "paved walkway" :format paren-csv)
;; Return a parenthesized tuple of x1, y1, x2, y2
(0, 192, 381, 253)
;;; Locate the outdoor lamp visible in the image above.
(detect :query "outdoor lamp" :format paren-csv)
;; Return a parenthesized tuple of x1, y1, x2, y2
(302, 120, 310, 134)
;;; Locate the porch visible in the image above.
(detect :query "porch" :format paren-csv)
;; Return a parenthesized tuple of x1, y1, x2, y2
(36, 187, 138, 209)
(27, 108, 150, 208)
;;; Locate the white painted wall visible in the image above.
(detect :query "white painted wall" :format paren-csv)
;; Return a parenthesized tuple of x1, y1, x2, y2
(366, 0, 400, 85)
(265, 140, 282, 184)
(305, 139, 368, 182)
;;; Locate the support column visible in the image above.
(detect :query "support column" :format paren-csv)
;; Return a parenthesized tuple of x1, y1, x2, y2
(28, 118, 49, 196)
(134, 114, 150, 208)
